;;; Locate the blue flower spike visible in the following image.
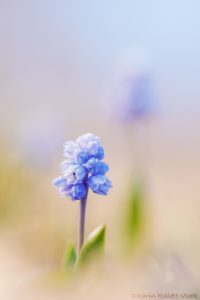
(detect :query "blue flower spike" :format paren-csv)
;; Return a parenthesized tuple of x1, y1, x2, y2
(53, 133, 112, 252)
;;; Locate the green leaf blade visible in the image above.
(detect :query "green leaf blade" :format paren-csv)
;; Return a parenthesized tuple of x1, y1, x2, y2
(77, 224, 106, 267)
(63, 245, 77, 270)
(124, 179, 146, 249)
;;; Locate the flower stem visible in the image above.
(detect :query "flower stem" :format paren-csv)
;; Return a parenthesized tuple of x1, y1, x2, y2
(78, 191, 88, 253)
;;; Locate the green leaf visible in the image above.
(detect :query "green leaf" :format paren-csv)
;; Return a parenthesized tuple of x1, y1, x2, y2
(77, 224, 106, 266)
(125, 179, 145, 246)
(63, 245, 77, 270)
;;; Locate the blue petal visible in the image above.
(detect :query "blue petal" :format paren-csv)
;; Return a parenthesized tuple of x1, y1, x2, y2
(52, 176, 67, 187)
(74, 165, 87, 181)
(94, 147, 104, 160)
(77, 151, 89, 164)
(84, 157, 99, 170)
(90, 161, 109, 175)
(88, 175, 112, 195)
(71, 183, 87, 200)
(88, 175, 100, 192)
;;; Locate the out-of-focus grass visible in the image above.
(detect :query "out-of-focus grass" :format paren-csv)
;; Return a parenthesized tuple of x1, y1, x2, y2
(63, 245, 77, 271)
(120, 177, 153, 257)
(0, 148, 30, 224)
(0, 141, 71, 267)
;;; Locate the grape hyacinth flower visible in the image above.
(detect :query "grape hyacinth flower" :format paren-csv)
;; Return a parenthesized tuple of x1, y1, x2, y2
(116, 72, 154, 122)
(110, 46, 155, 123)
(53, 133, 112, 252)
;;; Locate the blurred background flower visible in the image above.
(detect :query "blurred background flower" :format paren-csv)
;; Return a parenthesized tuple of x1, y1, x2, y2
(109, 45, 156, 123)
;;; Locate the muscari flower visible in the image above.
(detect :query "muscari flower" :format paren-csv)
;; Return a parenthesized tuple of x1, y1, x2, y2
(116, 73, 154, 122)
(53, 133, 112, 200)
(110, 46, 155, 123)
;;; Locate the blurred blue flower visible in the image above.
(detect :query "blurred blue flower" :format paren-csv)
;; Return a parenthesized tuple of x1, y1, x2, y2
(115, 73, 154, 122)
(110, 46, 156, 123)
(53, 133, 112, 200)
